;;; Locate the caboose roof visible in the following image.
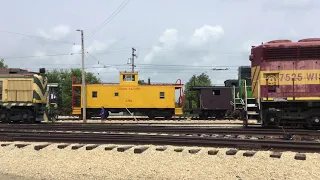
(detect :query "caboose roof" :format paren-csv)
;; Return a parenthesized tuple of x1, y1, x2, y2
(190, 86, 235, 91)
(119, 71, 138, 75)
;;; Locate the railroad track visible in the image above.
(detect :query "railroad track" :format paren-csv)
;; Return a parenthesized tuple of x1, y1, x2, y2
(0, 123, 319, 137)
(57, 121, 247, 125)
(57, 116, 235, 121)
(1, 130, 320, 152)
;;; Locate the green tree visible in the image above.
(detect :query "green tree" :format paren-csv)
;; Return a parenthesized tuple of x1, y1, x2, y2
(47, 69, 101, 114)
(138, 80, 146, 84)
(0, 59, 8, 68)
(183, 73, 211, 114)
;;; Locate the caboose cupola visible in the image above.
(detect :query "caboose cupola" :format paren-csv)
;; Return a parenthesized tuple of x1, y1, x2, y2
(119, 71, 139, 86)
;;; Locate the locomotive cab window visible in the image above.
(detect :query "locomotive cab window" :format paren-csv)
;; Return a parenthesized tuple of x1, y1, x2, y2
(212, 90, 220, 95)
(123, 74, 135, 81)
(160, 92, 165, 99)
(92, 91, 97, 98)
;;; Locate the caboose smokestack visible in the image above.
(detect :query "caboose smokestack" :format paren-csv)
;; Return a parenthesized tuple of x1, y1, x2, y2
(148, 77, 151, 85)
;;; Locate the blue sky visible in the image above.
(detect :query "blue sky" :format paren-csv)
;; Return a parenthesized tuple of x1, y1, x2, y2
(0, 0, 319, 85)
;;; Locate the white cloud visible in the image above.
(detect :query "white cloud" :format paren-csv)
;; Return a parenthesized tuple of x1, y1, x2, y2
(71, 45, 81, 54)
(16, 25, 121, 82)
(188, 25, 224, 46)
(159, 29, 179, 46)
(37, 24, 70, 40)
(143, 29, 179, 64)
(143, 25, 225, 65)
(52, 25, 70, 36)
(142, 25, 239, 85)
(86, 40, 118, 53)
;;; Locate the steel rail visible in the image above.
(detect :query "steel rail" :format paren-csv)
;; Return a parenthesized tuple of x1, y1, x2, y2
(1, 130, 320, 152)
(0, 123, 318, 136)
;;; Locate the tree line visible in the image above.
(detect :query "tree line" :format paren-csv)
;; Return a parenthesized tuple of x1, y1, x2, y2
(183, 73, 211, 114)
(46, 69, 101, 114)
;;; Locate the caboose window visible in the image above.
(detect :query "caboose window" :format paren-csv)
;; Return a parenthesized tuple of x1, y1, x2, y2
(160, 92, 165, 99)
(212, 90, 220, 95)
(123, 74, 135, 81)
(114, 92, 119, 96)
(92, 91, 97, 98)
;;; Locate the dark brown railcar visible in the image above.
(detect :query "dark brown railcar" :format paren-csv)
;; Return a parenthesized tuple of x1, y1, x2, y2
(224, 79, 239, 87)
(189, 86, 237, 119)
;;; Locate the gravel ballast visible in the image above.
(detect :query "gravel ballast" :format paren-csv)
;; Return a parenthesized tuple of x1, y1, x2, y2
(0, 142, 318, 180)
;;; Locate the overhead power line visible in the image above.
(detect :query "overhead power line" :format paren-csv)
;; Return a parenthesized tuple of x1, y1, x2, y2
(27, 67, 238, 74)
(85, 0, 132, 39)
(84, 56, 103, 80)
(0, 29, 75, 45)
(36, 65, 239, 71)
(1, 53, 81, 60)
(86, 51, 99, 62)
(0, 46, 246, 60)
(1, 50, 243, 60)
(91, 46, 246, 55)
(15, 63, 246, 69)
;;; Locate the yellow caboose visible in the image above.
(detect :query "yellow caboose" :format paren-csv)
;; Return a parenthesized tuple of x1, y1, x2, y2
(71, 71, 184, 119)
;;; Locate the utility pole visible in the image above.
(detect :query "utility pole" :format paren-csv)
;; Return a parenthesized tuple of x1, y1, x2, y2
(131, 47, 137, 72)
(76, 29, 87, 123)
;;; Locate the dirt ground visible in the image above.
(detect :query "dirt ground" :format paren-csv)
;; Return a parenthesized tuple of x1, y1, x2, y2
(0, 174, 32, 180)
(0, 141, 318, 180)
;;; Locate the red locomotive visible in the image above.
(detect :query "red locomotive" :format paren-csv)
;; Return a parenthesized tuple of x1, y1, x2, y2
(250, 38, 320, 128)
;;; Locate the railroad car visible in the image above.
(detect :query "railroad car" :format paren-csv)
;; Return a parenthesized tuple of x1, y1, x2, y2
(250, 38, 320, 128)
(189, 85, 236, 119)
(45, 83, 62, 121)
(232, 66, 258, 120)
(0, 67, 48, 122)
(187, 67, 258, 120)
(71, 71, 184, 119)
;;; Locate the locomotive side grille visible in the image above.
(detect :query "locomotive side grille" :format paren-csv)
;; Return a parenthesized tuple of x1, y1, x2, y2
(300, 46, 320, 59)
(266, 47, 297, 60)
(266, 45, 320, 60)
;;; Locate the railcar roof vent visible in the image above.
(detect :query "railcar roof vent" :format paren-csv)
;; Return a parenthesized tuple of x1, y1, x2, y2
(298, 38, 320, 42)
(267, 40, 292, 43)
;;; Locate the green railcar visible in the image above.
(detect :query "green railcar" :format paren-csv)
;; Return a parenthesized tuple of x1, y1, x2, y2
(45, 83, 62, 122)
(238, 66, 252, 98)
(226, 66, 258, 121)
